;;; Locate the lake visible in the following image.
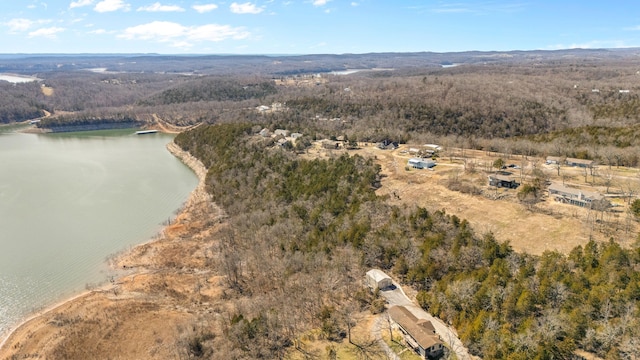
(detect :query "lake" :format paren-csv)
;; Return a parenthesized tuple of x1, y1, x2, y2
(0, 127, 199, 338)
(0, 74, 40, 83)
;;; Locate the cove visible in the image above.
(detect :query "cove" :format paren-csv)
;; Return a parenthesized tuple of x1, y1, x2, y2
(0, 127, 199, 337)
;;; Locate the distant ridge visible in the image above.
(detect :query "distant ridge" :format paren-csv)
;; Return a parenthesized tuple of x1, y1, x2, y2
(1, 48, 639, 76)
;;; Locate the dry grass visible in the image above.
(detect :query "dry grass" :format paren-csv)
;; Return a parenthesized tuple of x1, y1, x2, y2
(40, 86, 54, 96)
(349, 144, 639, 255)
(285, 313, 386, 360)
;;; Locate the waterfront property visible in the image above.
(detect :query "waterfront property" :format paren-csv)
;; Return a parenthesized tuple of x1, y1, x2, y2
(388, 305, 444, 359)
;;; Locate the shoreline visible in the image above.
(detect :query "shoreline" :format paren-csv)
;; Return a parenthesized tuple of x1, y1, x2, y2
(0, 138, 209, 354)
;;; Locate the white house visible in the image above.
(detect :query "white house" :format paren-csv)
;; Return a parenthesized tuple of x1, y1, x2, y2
(408, 158, 436, 169)
(274, 129, 290, 137)
(366, 269, 393, 291)
(424, 144, 442, 151)
(259, 128, 270, 137)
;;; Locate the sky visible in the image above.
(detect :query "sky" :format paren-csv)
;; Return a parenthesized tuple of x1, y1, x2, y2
(1, 1, 640, 54)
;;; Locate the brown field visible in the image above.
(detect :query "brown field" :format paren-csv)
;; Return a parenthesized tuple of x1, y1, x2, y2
(311, 142, 639, 255)
(40, 86, 54, 96)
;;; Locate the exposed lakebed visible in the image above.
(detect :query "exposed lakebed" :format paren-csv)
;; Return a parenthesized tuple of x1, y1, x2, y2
(0, 127, 198, 337)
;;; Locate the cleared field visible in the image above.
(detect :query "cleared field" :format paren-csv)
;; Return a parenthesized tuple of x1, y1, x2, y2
(345, 144, 639, 255)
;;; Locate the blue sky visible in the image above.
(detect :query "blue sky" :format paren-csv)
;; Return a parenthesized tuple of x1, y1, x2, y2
(1, 1, 639, 54)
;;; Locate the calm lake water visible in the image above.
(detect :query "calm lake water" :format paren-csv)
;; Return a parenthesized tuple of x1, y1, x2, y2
(0, 127, 198, 337)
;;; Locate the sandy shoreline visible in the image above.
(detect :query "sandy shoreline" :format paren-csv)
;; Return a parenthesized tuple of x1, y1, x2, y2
(0, 138, 209, 354)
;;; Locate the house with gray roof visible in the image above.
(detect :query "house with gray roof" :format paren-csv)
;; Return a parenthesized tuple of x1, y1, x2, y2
(548, 183, 609, 209)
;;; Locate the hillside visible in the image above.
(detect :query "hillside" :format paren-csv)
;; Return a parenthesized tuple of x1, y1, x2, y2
(2, 51, 640, 359)
(2, 125, 639, 359)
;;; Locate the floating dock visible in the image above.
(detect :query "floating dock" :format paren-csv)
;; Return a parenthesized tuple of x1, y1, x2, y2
(135, 130, 159, 135)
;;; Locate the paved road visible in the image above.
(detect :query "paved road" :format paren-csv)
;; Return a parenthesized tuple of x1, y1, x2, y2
(379, 282, 475, 360)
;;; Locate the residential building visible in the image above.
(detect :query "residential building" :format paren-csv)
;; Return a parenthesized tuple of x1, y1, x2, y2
(366, 269, 393, 291)
(565, 158, 595, 168)
(388, 306, 444, 359)
(548, 183, 609, 209)
(408, 158, 436, 169)
(321, 139, 340, 149)
(274, 129, 290, 137)
(488, 175, 519, 189)
(545, 156, 563, 165)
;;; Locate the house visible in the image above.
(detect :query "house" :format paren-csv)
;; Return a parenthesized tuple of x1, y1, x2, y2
(321, 140, 340, 150)
(366, 269, 393, 291)
(565, 158, 594, 168)
(424, 144, 442, 151)
(488, 175, 519, 189)
(548, 183, 610, 209)
(290, 132, 303, 140)
(256, 105, 270, 112)
(377, 139, 399, 150)
(274, 129, 290, 137)
(388, 306, 444, 359)
(408, 158, 436, 169)
(545, 156, 563, 165)
(258, 128, 270, 137)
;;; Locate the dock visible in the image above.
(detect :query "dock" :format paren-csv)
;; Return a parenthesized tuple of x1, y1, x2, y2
(135, 130, 159, 135)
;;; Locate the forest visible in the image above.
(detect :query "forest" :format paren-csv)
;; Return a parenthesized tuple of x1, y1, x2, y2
(172, 123, 640, 359)
(2, 50, 640, 166)
(3, 50, 640, 358)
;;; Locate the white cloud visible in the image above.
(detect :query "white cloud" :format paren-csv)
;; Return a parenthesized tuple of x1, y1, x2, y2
(94, 0, 130, 12)
(4, 18, 53, 33)
(28, 27, 65, 39)
(70, 0, 94, 8)
(137, 2, 185, 12)
(5, 18, 35, 33)
(88, 28, 112, 34)
(187, 24, 250, 41)
(351, 2, 358, 6)
(193, 3, 218, 13)
(230, 2, 264, 14)
(312, 0, 330, 6)
(118, 21, 249, 48)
